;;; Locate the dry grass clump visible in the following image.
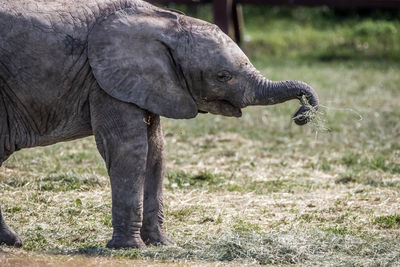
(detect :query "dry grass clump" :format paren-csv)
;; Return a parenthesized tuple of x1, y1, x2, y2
(57, 229, 400, 265)
(293, 95, 329, 134)
(2, 227, 399, 266)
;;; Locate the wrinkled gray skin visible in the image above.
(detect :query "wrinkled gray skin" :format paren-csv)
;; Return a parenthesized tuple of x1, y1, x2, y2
(0, 0, 318, 248)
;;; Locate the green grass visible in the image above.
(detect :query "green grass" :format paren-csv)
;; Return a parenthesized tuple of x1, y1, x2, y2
(165, 170, 225, 190)
(374, 215, 400, 229)
(1, 6, 400, 266)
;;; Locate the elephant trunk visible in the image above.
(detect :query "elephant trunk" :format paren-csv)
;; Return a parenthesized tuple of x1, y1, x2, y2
(243, 73, 319, 125)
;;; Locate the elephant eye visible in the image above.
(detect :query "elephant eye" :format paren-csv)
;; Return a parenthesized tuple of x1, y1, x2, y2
(217, 70, 232, 82)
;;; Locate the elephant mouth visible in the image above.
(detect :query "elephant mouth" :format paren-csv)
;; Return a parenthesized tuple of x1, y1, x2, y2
(197, 100, 242, 117)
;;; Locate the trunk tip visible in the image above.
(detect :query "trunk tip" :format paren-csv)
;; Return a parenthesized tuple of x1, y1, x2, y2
(293, 105, 316, 126)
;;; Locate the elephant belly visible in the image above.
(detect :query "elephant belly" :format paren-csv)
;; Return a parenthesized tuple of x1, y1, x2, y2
(0, 84, 93, 156)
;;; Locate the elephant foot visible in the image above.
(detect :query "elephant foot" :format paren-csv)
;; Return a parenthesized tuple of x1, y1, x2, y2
(141, 228, 175, 246)
(106, 235, 146, 249)
(0, 224, 22, 247)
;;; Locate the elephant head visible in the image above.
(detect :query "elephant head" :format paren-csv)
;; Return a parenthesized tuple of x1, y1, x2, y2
(88, 6, 318, 125)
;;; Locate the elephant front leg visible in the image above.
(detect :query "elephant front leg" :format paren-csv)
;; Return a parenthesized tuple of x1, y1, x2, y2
(141, 114, 174, 246)
(106, 148, 147, 249)
(90, 90, 149, 249)
(97, 126, 148, 249)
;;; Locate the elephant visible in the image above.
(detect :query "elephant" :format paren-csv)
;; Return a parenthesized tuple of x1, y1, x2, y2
(0, 0, 318, 248)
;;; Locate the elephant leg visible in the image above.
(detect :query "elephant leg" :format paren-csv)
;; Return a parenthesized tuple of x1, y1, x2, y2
(0, 205, 22, 247)
(140, 114, 174, 246)
(90, 90, 148, 249)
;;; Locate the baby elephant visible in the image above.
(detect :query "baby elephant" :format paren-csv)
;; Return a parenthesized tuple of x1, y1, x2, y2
(0, 0, 318, 248)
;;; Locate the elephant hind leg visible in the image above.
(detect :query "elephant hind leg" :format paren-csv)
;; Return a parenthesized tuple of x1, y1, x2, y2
(0, 206, 22, 247)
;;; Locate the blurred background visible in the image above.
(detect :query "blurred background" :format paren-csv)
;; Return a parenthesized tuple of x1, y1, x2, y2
(150, 1, 400, 62)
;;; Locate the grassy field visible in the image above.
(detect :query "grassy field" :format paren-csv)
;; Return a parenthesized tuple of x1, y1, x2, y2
(1, 6, 400, 267)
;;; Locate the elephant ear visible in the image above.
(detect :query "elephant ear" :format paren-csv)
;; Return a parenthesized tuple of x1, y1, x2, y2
(88, 9, 197, 119)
